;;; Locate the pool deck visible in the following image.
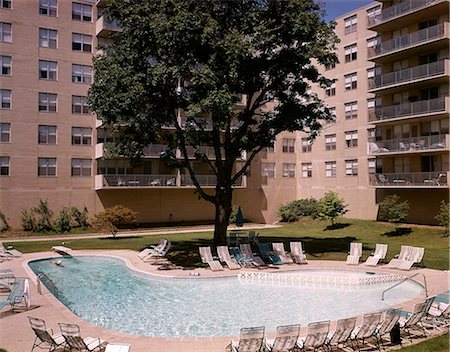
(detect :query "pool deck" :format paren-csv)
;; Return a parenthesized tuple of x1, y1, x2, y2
(0, 249, 448, 352)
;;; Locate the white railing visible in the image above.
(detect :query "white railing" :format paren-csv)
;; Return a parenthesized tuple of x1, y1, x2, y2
(370, 172, 447, 187)
(368, 135, 447, 154)
(103, 174, 177, 187)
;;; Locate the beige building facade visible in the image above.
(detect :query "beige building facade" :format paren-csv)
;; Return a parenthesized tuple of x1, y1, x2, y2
(0, 0, 448, 228)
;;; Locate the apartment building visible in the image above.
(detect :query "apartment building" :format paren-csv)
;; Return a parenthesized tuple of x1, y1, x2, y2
(1, 0, 448, 228)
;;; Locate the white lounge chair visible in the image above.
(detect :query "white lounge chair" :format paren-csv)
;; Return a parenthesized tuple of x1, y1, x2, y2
(265, 324, 300, 352)
(138, 239, 168, 260)
(59, 323, 108, 352)
(0, 241, 22, 258)
(141, 241, 171, 261)
(290, 242, 307, 264)
(226, 326, 265, 352)
(29, 316, 66, 352)
(385, 245, 413, 269)
(399, 296, 435, 340)
(326, 316, 356, 351)
(272, 243, 294, 264)
(217, 246, 241, 270)
(297, 320, 330, 351)
(364, 243, 388, 266)
(199, 246, 224, 271)
(351, 312, 382, 350)
(422, 301, 450, 331)
(346, 242, 362, 265)
(398, 247, 424, 270)
(373, 309, 401, 348)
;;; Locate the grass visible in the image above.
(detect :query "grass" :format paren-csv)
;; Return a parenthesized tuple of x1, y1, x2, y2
(398, 332, 449, 351)
(4, 218, 449, 270)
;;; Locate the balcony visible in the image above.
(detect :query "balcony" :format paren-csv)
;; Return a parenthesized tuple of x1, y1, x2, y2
(368, 23, 445, 60)
(181, 174, 244, 187)
(367, 0, 442, 28)
(95, 143, 168, 159)
(368, 97, 446, 122)
(370, 172, 447, 188)
(368, 134, 448, 155)
(96, 15, 121, 38)
(368, 60, 447, 92)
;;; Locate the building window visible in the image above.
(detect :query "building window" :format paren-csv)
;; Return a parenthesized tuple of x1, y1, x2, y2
(39, 28, 57, 48)
(72, 33, 92, 53)
(0, 0, 11, 9)
(0, 55, 11, 76)
(344, 72, 357, 91)
(344, 101, 358, 119)
(329, 107, 336, 120)
(39, 60, 57, 80)
(325, 82, 336, 97)
(282, 138, 295, 153)
(72, 96, 90, 114)
(344, 44, 357, 63)
(38, 157, 56, 176)
(39, 0, 57, 17)
(301, 162, 312, 178)
(366, 5, 381, 18)
(38, 125, 56, 144)
(325, 134, 336, 151)
(345, 130, 358, 148)
(72, 2, 92, 22)
(325, 161, 336, 178)
(71, 158, 92, 176)
(368, 158, 376, 174)
(72, 64, 92, 84)
(301, 138, 312, 153)
(0, 89, 11, 109)
(345, 159, 358, 176)
(325, 62, 336, 70)
(282, 163, 295, 178)
(72, 127, 92, 145)
(39, 93, 57, 112)
(261, 162, 275, 178)
(0, 156, 9, 175)
(0, 22, 11, 43)
(344, 14, 357, 34)
(0, 123, 10, 143)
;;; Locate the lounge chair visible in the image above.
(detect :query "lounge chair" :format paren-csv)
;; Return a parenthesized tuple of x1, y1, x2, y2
(399, 296, 435, 340)
(0, 278, 30, 311)
(29, 316, 66, 352)
(0, 241, 22, 258)
(397, 247, 424, 270)
(199, 246, 224, 271)
(257, 243, 283, 265)
(346, 242, 362, 265)
(240, 244, 266, 267)
(373, 309, 401, 348)
(326, 316, 356, 351)
(350, 312, 382, 350)
(272, 243, 294, 264)
(385, 245, 413, 269)
(422, 302, 450, 331)
(290, 242, 307, 264)
(141, 241, 171, 261)
(364, 243, 388, 266)
(0, 268, 15, 280)
(217, 246, 241, 270)
(225, 326, 265, 352)
(229, 247, 255, 267)
(265, 324, 300, 352)
(297, 320, 330, 351)
(59, 323, 108, 352)
(138, 239, 168, 260)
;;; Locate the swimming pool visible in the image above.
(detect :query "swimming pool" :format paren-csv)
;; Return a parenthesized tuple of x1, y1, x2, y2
(29, 256, 423, 337)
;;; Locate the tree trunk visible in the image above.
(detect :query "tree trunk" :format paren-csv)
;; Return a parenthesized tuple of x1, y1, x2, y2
(213, 191, 233, 246)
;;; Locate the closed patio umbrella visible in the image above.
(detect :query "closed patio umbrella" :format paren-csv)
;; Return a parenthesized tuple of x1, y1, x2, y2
(235, 206, 244, 228)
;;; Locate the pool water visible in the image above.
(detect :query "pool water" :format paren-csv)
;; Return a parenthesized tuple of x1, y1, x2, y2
(29, 256, 423, 337)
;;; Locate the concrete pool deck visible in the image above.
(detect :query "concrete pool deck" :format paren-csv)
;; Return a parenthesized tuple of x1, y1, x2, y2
(0, 249, 448, 352)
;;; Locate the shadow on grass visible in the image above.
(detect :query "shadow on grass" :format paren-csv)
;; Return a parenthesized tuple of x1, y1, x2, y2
(382, 228, 412, 237)
(167, 236, 357, 268)
(99, 236, 143, 240)
(323, 223, 351, 231)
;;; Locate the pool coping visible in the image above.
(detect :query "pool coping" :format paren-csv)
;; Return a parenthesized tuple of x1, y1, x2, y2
(0, 249, 448, 352)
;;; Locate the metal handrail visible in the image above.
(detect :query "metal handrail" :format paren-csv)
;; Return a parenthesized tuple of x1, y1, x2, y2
(381, 272, 428, 300)
(37, 272, 59, 299)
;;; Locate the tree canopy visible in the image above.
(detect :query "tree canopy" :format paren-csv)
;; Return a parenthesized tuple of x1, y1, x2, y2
(88, 0, 338, 244)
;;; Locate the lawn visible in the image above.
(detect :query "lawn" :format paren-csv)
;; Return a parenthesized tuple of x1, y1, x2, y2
(397, 332, 449, 352)
(4, 218, 449, 270)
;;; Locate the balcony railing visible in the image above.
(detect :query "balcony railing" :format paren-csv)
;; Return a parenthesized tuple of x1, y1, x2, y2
(368, 23, 444, 58)
(96, 15, 121, 37)
(367, 0, 439, 27)
(368, 97, 446, 122)
(181, 174, 243, 187)
(369, 60, 446, 90)
(368, 134, 447, 154)
(142, 144, 167, 157)
(185, 146, 224, 159)
(102, 174, 177, 188)
(370, 172, 447, 187)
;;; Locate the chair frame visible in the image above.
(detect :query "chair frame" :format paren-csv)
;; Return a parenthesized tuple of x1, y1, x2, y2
(29, 316, 66, 352)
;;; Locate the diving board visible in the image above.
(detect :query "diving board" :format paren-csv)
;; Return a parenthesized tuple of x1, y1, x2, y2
(52, 246, 73, 256)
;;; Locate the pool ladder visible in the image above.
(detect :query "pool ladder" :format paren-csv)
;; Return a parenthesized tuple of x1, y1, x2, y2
(381, 273, 428, 301)
(37, 272, 59, 299)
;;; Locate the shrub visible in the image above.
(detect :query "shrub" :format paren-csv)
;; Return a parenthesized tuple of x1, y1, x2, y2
(277, 198, 319, 222)
(229, 205, 239, 224)
(0, 211, 10, 232)
(32, 200, 54, 232)
(71, 206, 89, 229)
(378, 194, 409, 226)
(54, 207, 72, 233)
(91, 205, 137, 236)
(317, 191, 348, 225)
(21, 209, 36, 231)
(435, 200, 449, 233)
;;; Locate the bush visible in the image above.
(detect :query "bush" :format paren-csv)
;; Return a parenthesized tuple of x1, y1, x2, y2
(0, 211, 10, 232)
(21, 209, 36, 231)
(317, 191, 348, 225)
(229, 205, 239, 224)
(54, 207, 72, 233)
(378, 194, 409, 225)
(277, 198, 319, 222)
(32, 200, 54, 232)
(91, 205, 137, 236)
(70, 206, 89, 229)
(435, 200, 449, 233)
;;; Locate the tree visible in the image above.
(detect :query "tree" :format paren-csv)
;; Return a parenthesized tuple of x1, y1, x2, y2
(88, 0, 338, 245)
(91, 205, 137, 237)
(434, 200, 449, 234)
(318, 191, 348, 225)
(378, 195, 410, 226)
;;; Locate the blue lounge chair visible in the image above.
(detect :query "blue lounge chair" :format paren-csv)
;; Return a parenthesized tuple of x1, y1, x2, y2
(0, 278, 29, 311)
(229, 247, 254, 267)
(257, 243, 283, 265)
